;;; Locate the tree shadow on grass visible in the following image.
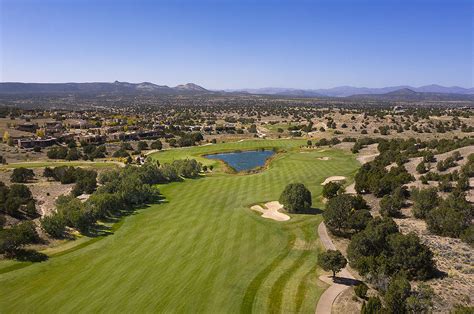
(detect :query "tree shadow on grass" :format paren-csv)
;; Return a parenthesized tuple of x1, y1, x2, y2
(13, 249, 48, 262)
(297, 207, 323, 215)
(83, 224, 114, 237)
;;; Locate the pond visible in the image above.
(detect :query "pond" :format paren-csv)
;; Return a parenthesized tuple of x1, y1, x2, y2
(204, 149, 275, 172)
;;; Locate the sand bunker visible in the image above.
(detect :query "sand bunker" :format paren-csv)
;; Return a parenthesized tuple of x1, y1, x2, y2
(318, 157, 330, 161)
(321, 176, 346, 185)
(345, 183, 356, 194)
(251, 201, 290, 221)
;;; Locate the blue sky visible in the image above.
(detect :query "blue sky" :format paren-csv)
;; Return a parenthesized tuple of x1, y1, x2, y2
(1, 0, 472, 89)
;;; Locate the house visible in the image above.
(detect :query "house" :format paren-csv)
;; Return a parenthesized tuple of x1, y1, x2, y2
(16, 123, 39, 133)
(17, 137, 57, 149)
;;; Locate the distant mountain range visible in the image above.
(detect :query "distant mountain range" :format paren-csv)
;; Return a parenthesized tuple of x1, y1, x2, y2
(230, 84, 474, 97)
(0, 81, 211, 95)
(350, 88, 474, 101)
(0, 81, 473, 101)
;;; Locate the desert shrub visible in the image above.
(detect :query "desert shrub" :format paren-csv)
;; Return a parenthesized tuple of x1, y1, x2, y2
(11, 167, 35, 183)
(384, 275, 411, 314)
(112, 148, 130, 158)
(47, 146, 68, 159)
(55, 195, 94, 233)
(411, 187, 439, 219)
(354, 282, 368, 299)
(150, 140, 162, 150)
(406, 283, 434, 314)
(380, 195, 402, 217)
(86, 192, 124, 219)
(438, 177, 452, 192)
(322, 181, 343, 199)
(416, 161, 428, 174)
(426, 193, 472, 238)
(0, 221, 39, 255)
(460, 226, 474, 246)
(361, 297, 382, 314)
(40, 214, 67, 238)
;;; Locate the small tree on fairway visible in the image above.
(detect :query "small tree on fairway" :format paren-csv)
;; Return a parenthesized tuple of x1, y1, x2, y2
(279, 183, 312, 213)
(318, 249, 347, 278)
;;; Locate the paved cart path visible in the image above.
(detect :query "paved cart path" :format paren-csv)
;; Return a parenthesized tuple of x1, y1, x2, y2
(315, 222, 356, 314)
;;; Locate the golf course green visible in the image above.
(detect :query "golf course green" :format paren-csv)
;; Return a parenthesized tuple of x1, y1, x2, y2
(0, 139, 360, 313)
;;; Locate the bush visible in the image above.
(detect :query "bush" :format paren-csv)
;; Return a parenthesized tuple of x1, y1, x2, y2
(47, 146, 68, 159)
(279, 183, 312, 213)
(86, 192, 124, 219)
(55, 195, 94, 233)
(322, 181, 343, 199)
(0, 221, 39, 254)
(406, 283, 434, 314)
(150, 140, 163, 150)
(11, 167, 35, 183)
(379, 195, 402, 217)
(426, 193, 472, 238)
(460, 225, 474, 246)
(451, 305, 474, 314)
(354, 282, 368, 299)
(416, 161, 428, 174)
(361, 297, 382, 314)
(113, 148, 130, 158)
(411, 187, 439, 219)
(384, 275, 411, 314)
(438, 177, 452, 192)
(40, 214, 67, 238)
(137, 141, 148, 151)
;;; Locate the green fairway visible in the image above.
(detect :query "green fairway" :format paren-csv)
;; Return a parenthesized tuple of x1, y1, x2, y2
(0, 139, 359, 313)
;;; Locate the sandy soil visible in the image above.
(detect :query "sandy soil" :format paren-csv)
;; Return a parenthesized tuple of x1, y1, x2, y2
(318, 157, 330, 161)
(404, 145, 474, 181)
(357, 146, 474, 312)
(394, 214, 474, 312)
(345, 183, 356, 195)
(332, 286, 362, 314)
(321, 176, 346, 185)
(250, 201, 290, 221)
(356, 144, 379, 165)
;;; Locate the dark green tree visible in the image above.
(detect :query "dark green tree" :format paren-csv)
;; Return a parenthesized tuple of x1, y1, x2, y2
(322, 181, 343, 199)
(279, 183, 312, 213)
(361, 297, 383, 314)
(318, 249, 347, 278)
(10, 167, 35, 183)
(384, 275, 411, 314)
(411, 187, 439, 219)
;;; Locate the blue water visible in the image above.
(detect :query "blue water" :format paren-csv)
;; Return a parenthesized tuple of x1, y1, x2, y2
(205, 150, 275, 172)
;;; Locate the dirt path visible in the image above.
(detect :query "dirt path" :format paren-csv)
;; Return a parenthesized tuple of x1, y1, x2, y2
(315, 222, 356, 314)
